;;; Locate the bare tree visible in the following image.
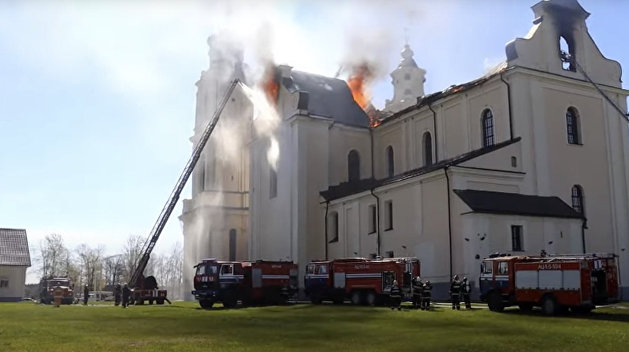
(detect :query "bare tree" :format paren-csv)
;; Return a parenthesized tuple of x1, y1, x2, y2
(121, 234, 145, 283)
(76, 244, 104, 290)
(103, 254, 124, 287)
(39, 234, 70, 278)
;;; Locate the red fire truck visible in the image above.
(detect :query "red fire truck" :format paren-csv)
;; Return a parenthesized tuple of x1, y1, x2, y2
(192, 259, 298, 309)
(304, 257, 420, 305)
(479, 253, 619, 315)
(39, 277, 75, 305)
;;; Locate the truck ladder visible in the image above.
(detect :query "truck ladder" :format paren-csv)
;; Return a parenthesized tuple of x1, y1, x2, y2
(129, 79, 243, 288)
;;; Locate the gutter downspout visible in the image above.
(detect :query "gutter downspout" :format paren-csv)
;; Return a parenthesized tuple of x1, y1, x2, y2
(370, 189, 381, 256)
(500, 72, 514, 140)
(428, 104, 439, 163)
(581, 218, 587, 254)
(444, 167, 453, 281)
(324, 201, 330, 260)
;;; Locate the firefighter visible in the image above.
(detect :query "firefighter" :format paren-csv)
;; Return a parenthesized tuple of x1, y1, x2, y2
(122, 284, 131, 308)
(450, 275, 462, 310)
(421, 280, 432, 310)
(412, 276, 423, 309)
(390, 280, 402, 311)
(83, 285, 89, 306)
(114, 284, 122, 306)
(462, 277, 472, 310)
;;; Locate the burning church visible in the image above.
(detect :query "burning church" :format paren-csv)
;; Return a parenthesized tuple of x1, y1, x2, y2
(181, 0, 629, 300)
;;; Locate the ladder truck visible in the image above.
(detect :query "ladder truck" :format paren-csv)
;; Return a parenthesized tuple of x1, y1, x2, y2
(128, 79, 243, 305)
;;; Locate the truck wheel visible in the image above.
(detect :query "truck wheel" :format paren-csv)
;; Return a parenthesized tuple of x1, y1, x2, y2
(157, 298, 165, 305)
(518, 303, 533, 312)
(487, 292, 504, 312)
(541, 295, 557, 316)
(351, 291, 362, 305)
(332, 297, 344, 305)
(199, 299, 213, 309)
(136, 298, 144, 305)
(310, 294, 322, 305)
(148, 299, 154, 305)
(365, 292, 377, 306)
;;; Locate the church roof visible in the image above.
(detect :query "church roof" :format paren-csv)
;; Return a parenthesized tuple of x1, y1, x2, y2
(320, 137, 521, 201)
(282, 70, 371, 128)
(454, 189, 584, 219)
(0, 228, 31, 266)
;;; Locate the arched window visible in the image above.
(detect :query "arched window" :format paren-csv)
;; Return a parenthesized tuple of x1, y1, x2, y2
(348, 150, 360, 182)
(386, 146, 394, 177)
(566, 107, 580, 145)
(481, 109, 495, 147)
(571, 185, 584, 215)
(229, 229, 237, 261)
(423, 132, 433, 166)
(328, 212, 339, 243)
(559, 36, 575, 71)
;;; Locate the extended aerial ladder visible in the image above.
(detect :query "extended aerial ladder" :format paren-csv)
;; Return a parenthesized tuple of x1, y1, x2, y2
(128, 79, 243, 304)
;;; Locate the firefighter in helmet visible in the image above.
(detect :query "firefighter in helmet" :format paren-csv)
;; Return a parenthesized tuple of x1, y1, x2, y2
(122, 284, 131, 308)
(83, 285, 89, 306)
(114, 284, 122, 306)
(421, 280, 432, 310)
(412, 276, 423, 309)
(390, 280, 402, 311)
(461, 277, 472, 309)
(450, 275, 462, 310)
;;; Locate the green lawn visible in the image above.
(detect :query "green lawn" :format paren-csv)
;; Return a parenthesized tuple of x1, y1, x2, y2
(0, 301, 628, 351)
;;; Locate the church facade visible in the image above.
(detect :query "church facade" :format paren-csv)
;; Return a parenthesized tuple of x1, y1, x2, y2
(181, 0, 629, 300)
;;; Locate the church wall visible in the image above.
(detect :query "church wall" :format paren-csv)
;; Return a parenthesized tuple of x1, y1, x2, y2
(409, 110, 435, 169)
(328, 125, 371, 185)
(373, 123, 405, 178)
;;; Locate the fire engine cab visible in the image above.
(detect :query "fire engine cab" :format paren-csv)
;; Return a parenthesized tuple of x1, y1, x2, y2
(304, 257, 420, 305)
(479, 253, 619, 315)
(192, 259, 298, 309)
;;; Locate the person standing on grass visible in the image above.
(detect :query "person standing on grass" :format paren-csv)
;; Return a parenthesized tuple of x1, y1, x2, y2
(412, 276, 423, 309)
(462, 277, 472, 310)
(450, 275, 462, 310)
(390, 280, 402, 311)
(83, 285, 89, 306)
(122, 284, 131, 308)
(421, 280, 432, 310)
(114, 284, 122, 306)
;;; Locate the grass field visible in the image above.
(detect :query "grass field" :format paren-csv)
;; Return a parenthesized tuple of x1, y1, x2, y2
(1, 301, 628, 352)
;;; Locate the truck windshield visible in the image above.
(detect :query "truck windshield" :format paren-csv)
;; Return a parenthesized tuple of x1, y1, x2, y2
(196, 264, 218, 275)
(481, 261, 492, 274)
(49, 280, 69, 287)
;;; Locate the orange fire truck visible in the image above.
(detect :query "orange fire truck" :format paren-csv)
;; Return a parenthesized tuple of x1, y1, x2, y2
(480, 253, 619, 315)
(192, 259, 298, 309)
(304, 257, 420, 305)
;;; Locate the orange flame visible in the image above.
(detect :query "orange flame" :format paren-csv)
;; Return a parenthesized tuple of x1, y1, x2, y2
(261, 65, 279, 106)
(347, 64, 379, 127)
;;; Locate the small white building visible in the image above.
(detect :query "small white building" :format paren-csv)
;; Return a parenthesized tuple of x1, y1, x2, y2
(0, 228, 31, 302)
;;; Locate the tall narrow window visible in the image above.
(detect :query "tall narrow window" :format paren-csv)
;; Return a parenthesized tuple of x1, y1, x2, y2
(384, 200, 393, 231)
(348, 150, 360, 182)
(328, 212, 339, 243)
(368, 204, 376, 234)
(229, 229, 237, 261)
(423, 132, 433, 166)
(566, 107, 580, 145)
(270, 167, 277, 199)
(386, 146, 394, 177)
(482, 109, 495, 147)
(511, 225, 523, 252)
(571, 185, 584, 215)
(386, 251, 394, 258)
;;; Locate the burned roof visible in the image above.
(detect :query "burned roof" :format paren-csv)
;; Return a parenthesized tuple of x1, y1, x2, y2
(454, 189, 583, 219)
(0, 228, 31, 266)
(320, 137, 521, 202)
(282, 70, 370, 128)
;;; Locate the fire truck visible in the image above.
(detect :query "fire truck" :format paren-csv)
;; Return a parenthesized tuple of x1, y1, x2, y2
(304, 257, 420, 305)
(479, 253, 619, 315)
(39, 277, 75, 305)
(192, 259, 298, 309)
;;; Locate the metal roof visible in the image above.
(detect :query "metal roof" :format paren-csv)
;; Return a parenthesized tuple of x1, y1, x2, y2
(282, 70, 371, 128)
(454, 189, 584, 219)
(0, 228, 31, 266)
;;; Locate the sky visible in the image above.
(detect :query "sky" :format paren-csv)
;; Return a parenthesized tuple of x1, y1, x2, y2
(0, 0, 627, 283)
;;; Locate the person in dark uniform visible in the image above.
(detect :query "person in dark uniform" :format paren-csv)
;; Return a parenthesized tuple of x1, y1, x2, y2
(421, 280, 432, 310)
(412, 276, 423, 309)
(462, 277, 472, 309)
(390, 280, 402, 311)
(122, 284, 131, 308)
(450, 275, 462, 310)
(83, 285, 89, 306)
(114, 284, 122, 306)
